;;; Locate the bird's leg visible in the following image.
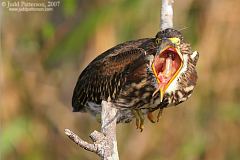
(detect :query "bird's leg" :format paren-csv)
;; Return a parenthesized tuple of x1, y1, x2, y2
(132, 110, 140, 129)
(132, 109, 145, 131)
(147, 111, 155, 123)
(136, 109, 145, 132)
(157, 108, 164, 122)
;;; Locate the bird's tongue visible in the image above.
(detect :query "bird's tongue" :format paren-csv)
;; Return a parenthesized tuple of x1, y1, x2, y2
(158, 57, 174, 85)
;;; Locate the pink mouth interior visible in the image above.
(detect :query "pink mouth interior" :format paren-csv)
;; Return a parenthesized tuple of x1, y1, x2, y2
(153, 48, 182, 87)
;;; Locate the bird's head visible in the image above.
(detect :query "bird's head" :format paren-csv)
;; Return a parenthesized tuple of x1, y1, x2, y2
(151, 28, 198, 103)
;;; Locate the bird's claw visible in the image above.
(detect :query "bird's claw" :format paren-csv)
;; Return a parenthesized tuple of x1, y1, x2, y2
(132, 109, 145, 132)
(147, 112, 156, 123)
(157, 108, 163, 122)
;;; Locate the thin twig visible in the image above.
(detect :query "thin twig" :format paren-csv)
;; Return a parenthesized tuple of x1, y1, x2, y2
(64, 129, 98, 153)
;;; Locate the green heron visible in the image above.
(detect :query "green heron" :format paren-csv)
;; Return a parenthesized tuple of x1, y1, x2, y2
(72, 28, 199, 131)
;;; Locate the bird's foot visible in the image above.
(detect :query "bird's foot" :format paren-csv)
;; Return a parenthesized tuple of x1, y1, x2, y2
(147, 112, 156, 123)
(157, 108, 164, 122)
(132, 109, 144, 132)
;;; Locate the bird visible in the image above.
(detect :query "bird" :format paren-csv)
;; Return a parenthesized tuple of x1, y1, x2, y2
(72, 28, 199, 131)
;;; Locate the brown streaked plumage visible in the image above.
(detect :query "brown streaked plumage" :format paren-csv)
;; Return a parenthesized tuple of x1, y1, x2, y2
(72, 28, 199, 130)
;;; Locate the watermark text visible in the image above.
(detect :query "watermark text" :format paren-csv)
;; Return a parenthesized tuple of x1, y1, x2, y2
(1, 0, 60, 12)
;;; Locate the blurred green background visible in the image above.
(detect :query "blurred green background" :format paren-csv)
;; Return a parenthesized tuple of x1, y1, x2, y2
(1, 0, 240, 159)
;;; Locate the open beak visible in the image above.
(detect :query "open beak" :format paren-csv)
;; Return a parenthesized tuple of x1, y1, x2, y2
(152, 38, 183, 102)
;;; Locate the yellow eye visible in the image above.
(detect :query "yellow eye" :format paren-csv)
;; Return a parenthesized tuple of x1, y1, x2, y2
(155, 38, 161, 44)
(169, 38, 180, 45)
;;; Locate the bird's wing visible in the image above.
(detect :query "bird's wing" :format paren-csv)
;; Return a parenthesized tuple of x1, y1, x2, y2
(72, 47, 148, 112)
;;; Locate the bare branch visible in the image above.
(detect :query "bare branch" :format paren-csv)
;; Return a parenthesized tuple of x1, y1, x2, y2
(64, 101, 119, 160)
(89, 130, 105, 142)
(101, 101, 119, 160)
(161, 0, 174, 30)
(64, 129, 99, 154)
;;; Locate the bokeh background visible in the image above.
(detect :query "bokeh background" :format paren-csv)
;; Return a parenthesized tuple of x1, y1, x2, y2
(1, 0, 240, 159)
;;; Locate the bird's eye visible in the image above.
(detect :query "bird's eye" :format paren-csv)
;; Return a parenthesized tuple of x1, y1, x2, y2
(155, 38, 161, 44)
